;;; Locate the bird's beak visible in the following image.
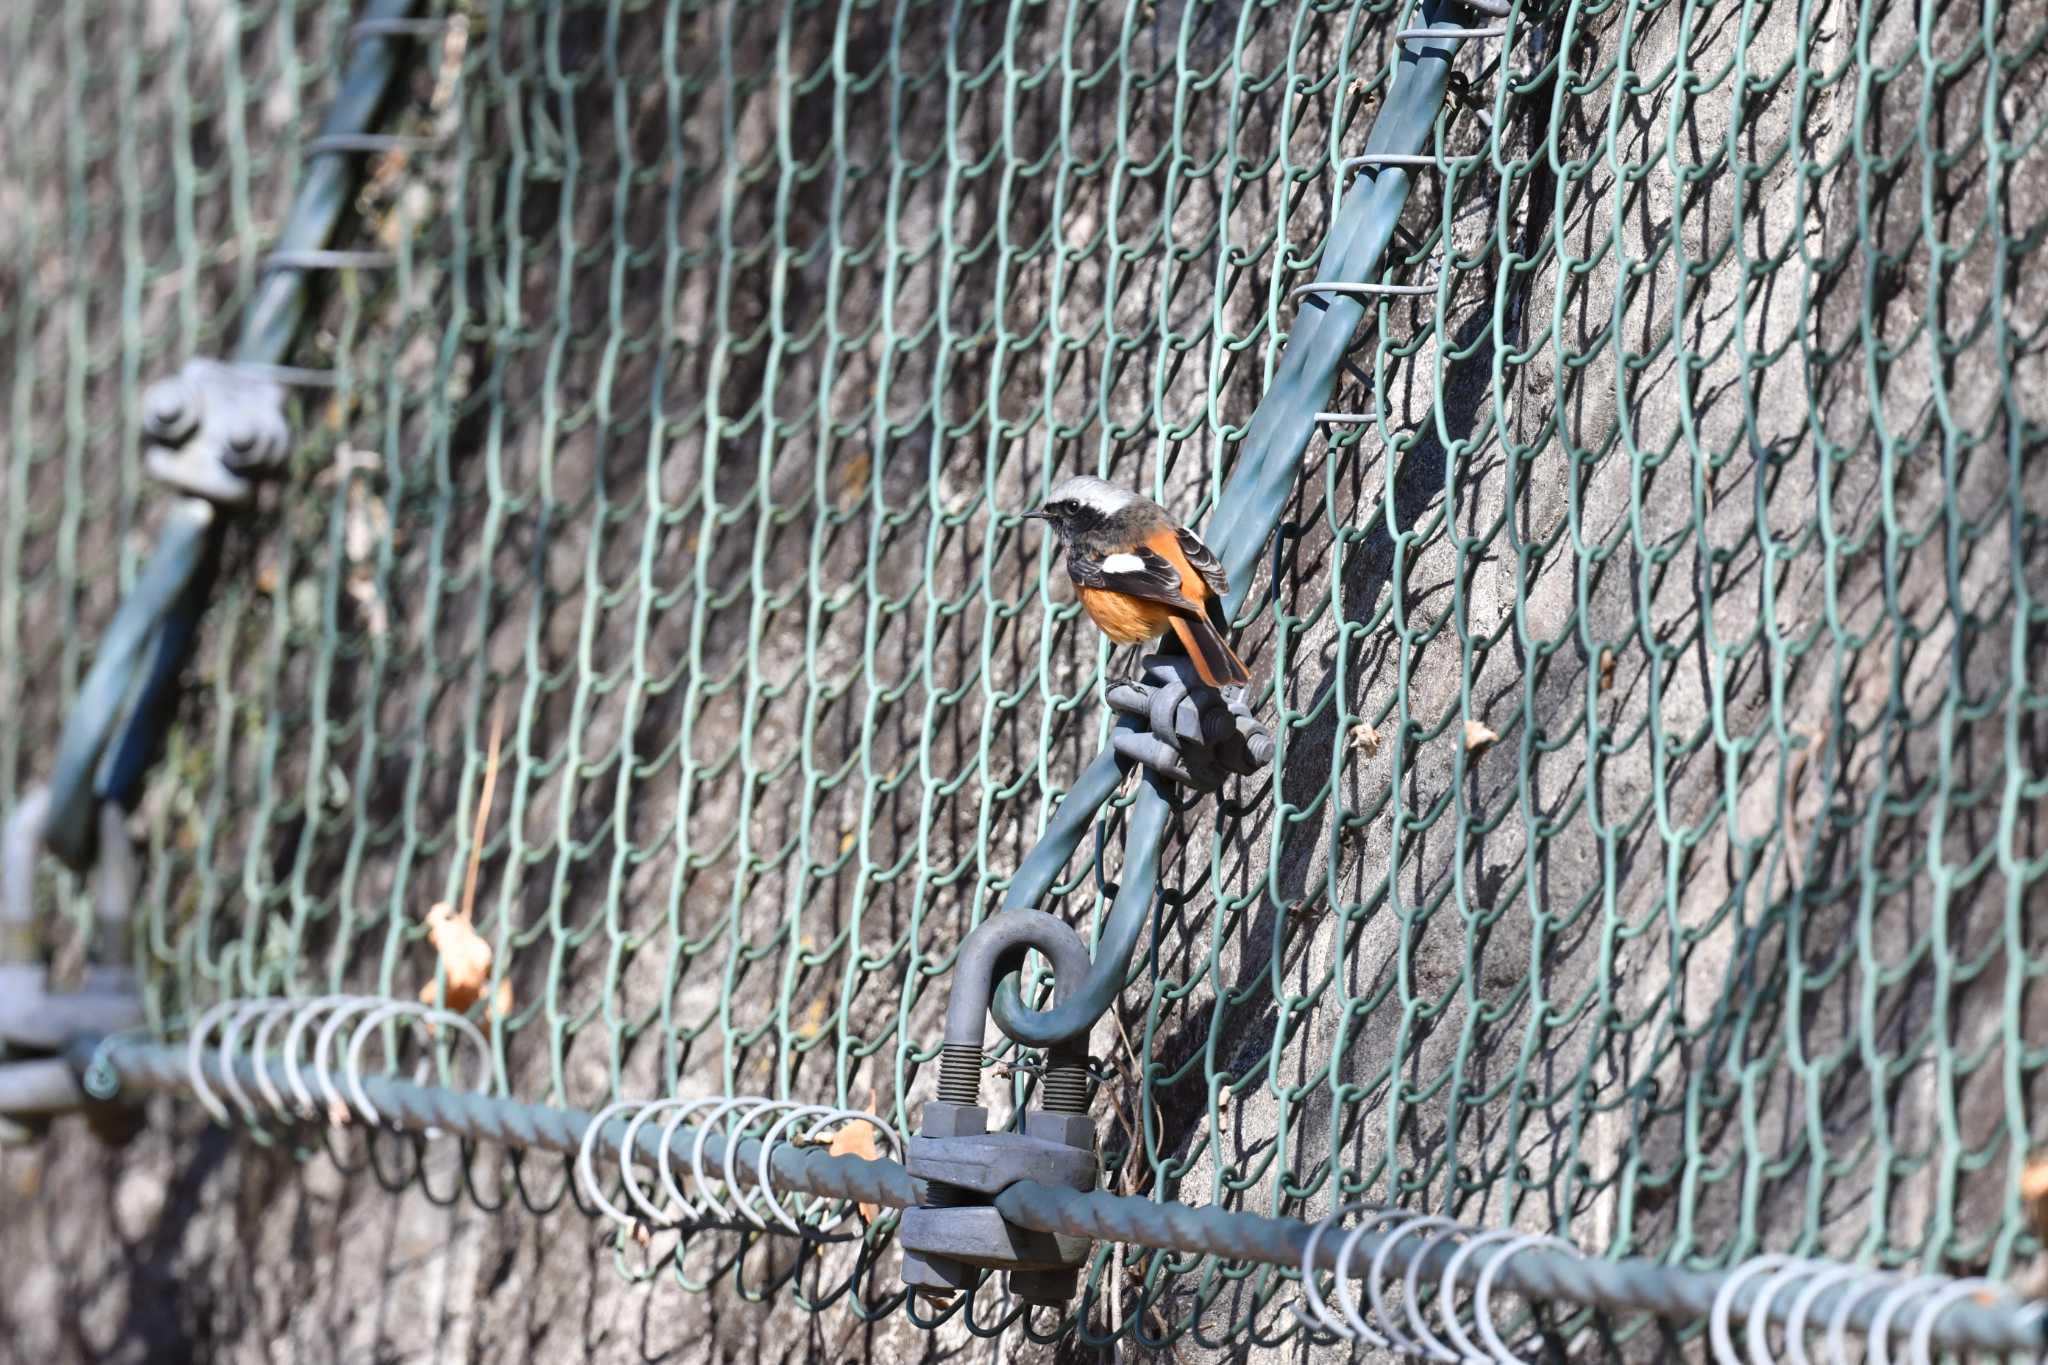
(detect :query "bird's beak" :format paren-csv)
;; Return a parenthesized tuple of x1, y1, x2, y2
(1022, 508, 1048, 521)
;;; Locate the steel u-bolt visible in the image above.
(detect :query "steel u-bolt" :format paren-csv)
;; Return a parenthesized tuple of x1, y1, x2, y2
(902, 909, 1102, 1304)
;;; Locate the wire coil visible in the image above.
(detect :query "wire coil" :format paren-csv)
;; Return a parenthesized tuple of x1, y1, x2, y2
(575, 1096, 902, 1242)
(1295, 1206, 1574, 1362)
(1703, 1258, 2045, 1365)
(177, 994, 497, 1132)
(248, 5, 464, 385)
(1297, 1208, 2045, 1365)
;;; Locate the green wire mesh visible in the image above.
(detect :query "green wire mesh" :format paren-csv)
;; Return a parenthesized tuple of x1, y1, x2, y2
(3, 0, 2046, 1351)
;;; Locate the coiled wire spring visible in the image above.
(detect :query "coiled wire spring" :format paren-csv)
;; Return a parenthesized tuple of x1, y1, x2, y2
(115, 994, 501, 1134)
(575, 1096, 902, 1243)
(1703, 1258, 2044, 1365)
(237, 10, 467, 391)
(1297, 1207, 2046, 1365)
(1295, 1205, 1582, 1362)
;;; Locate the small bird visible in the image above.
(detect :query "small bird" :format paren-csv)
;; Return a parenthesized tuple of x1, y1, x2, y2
(1026, 475, 1252, 689)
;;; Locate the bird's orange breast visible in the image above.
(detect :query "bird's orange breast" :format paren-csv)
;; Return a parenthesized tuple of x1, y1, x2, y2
(1077, 586, 1175, 645)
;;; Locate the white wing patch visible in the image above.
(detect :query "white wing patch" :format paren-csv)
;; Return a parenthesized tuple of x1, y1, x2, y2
(1100, 552, 1147, 573)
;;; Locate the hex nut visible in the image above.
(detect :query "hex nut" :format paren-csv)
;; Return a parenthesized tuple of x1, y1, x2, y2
(900, 1247, 976, 1292)
(1023, 1109, 1096, 1152)
(918, 1100, 989, 1139)
(1006, 1268, 1080, 1305)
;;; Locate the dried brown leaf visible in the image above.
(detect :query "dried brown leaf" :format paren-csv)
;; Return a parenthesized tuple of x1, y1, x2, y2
(418, 902, 496, 1016)
(418, 702, 515, 1018)
(2022, 1150, 2048, 1243)
(835, 452, 872, 512)
(826, 1120, 883, 1223)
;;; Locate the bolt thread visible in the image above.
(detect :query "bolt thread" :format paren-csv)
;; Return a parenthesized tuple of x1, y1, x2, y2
(922, 1179, 972, 1208)
(938, 1042, 982, 1107)
(1041, 1059, 1091, 1115)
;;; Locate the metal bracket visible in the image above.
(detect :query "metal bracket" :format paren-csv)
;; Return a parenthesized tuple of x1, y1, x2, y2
(142, 359, 291, 506)
(0, 795, 146, 1146)
(1104, 655, 1274, 790)
(900, 1100, 1099, 1304)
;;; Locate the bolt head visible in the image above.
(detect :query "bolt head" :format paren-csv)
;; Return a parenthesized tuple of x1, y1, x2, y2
(142, 378, 197, 442)
(221, 418, 284, 471)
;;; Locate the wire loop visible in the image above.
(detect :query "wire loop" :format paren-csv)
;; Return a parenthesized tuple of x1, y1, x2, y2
(1823, 1272, 1906, 1365)
(1865, 1276, 1947, 1365)
(1471, 1233, 1576, 1365)
(1744, 1258, 1833, 1365)
(342, 1000, 494, 1128)
(1901, 1278, 2006, 1365)
(1436, 1227, 1523, 1361)
(1369, 1214, 1463, 1358)
(1331, 1207, 1407, 1345)
(1709, 1253, 1796, 1365)
(1398, 1219, 1472, 1361)
(1782, 1263, 1870, 1365)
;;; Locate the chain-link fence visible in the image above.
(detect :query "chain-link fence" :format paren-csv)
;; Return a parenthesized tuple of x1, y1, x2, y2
(2, 0, 2044, 1358)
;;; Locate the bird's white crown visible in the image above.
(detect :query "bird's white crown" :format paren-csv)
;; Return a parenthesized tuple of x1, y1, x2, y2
(1043, 475, 1141, 515)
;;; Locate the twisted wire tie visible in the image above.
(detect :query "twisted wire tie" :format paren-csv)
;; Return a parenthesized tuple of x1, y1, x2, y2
(251, 8, 463, 385)
(1308, 4, 1514, 425)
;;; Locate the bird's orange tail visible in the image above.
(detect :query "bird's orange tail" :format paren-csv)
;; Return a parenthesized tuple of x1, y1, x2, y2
(1169, 615, 1252, 689)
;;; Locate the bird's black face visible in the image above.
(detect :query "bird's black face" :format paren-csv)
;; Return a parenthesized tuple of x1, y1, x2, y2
(1026, 497, 1108, 543)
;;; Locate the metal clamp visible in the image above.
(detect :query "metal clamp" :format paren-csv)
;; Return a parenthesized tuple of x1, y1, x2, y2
(902, 910, 1101, 1304)
(141, 358, 291, 506)
(1104, 655, 1274, 790)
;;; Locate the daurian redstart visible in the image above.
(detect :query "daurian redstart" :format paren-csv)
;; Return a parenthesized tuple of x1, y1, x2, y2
(1026, 476, 1252, 690)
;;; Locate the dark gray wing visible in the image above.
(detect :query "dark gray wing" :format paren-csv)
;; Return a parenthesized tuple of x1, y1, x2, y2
(1067, 544, 1199, 614)
(1174, 526, 1230, 598)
